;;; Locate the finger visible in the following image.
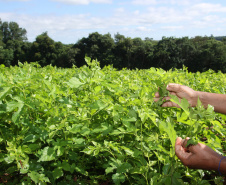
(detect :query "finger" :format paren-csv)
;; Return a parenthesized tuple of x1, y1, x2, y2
(182, 137, 198, 153)
(154, 92, 160, 98)
(161, 101, 180, 108)
(154, 97, 160, 102)
(175, 137, 182, 145)
(175, 137, 193, 161)
(169, 92, 177, 96)
(166, 83, 182, 92)
(182, 138, 190, 148)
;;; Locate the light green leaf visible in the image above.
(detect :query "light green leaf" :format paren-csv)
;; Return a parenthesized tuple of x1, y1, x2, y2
(74, 166, 88, 176)
(122, 117, 137, 122)
(169, 95, 190, 115)
(6, 99, 24, 123)
(0, 87, 11, 100)
(67, 77, 84, 88)
(106, 167, 116, 174)
(89, 100, 106, 110)
(28, 171, 50, 184)
(121, 146, 134, 156)
(38, 147, 56, 162)
(28, 171, 40, 184)
(159, 117, 176, 148)
(68, 124, 83, 134)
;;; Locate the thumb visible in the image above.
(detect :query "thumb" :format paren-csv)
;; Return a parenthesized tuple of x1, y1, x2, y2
(175, 137, 192, 160)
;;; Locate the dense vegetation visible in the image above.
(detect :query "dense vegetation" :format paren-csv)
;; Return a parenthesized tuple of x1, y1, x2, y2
(1, 19, 226, 72)
(0, 59, 226, 184)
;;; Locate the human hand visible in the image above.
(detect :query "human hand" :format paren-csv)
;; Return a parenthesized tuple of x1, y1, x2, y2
(154, 83, 198, 108)
(175, 137, 222, 171)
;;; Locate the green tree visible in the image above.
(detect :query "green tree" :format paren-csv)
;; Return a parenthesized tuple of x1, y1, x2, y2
(152, 37, 182, 70)
(30, 32, 56, 66)
(129, 37, 156, 69)
(189, 37, 226, 72)
(74, 32, 115, 68)
(112, 33, 133, 69)
(0, 19, 27, 65)
(54, 42, 78, 68)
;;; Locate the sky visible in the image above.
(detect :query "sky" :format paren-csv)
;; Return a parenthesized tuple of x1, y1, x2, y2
(0, 0, 226, 44)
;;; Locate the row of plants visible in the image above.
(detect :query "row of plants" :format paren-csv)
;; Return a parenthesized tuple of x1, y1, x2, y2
(0, 58, 226, 184)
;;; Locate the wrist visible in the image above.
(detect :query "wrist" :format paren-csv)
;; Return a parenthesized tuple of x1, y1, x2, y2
(218, 156, 226, 175)
(191, 90, 200, 107)
(208, 155, 226, 172)
(195, 91, 207, 108)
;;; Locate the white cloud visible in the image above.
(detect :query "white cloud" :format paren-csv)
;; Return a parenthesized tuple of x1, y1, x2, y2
(190, 3, 226, 13)
(114, 8, 125, 14)
(132, 0, 157, 5)
(51, 0, 112, 5)
(1, 1, 226, 43)
(136, 26, 153, 32)
(161, 26, 184, 31)
(133, 10, 140, 15)
(143, 7, 189, 24)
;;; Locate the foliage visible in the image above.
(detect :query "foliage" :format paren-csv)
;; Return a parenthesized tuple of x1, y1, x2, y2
(1, 19, 226, 72)
(0, 58, 226, 184)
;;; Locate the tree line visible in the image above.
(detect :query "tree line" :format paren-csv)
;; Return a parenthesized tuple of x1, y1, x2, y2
(1, 18, 226, 72)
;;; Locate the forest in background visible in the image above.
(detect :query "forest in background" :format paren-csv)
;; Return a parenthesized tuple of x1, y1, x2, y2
(1, 18, 226, 72)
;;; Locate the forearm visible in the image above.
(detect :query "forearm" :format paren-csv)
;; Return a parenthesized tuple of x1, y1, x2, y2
(196, 91, 226, 114)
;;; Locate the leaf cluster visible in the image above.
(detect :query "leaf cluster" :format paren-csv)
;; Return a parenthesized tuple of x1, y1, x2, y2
(0, 59, 226, 184)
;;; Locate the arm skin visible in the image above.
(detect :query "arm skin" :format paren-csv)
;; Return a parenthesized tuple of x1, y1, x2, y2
(154, 83, 226, 114)
(175, 137, 226, 175)
(154, 83, 226, 174)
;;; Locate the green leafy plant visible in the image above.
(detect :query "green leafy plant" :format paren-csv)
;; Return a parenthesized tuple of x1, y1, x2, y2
(0, 58, 225, 184)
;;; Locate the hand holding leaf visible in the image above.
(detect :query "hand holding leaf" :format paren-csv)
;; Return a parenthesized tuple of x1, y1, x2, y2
(154, 83, 198, 108)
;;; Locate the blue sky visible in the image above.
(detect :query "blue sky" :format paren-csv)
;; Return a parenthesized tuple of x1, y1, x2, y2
(0, 0, 226, 44)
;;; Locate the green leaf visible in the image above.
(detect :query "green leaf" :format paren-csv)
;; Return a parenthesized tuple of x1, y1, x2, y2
(38, 147, 56, 162)
(28, 171, 40, 184)
(0, 87, 11, 100)
(117, 163, 132, 173)
(74, 166, 88, 176)
(28, 171, 50, 184)
(68, 124, 83, 134)
(122, 117, 137, 122)
(67, 77, 84, 88)
(89, 100, 106, 110)
(23, 134, 38, 143)
(6, 99, 24, 123)
(159, 117, 176, 148)
(4, 155, 15, 164)
(0, 154, 5, 162)
(53, 168, 63, 180)
(186, 138, 198, 148)
(121, 146, 134, 156)
(106, 167, 116, 174)
(169, 95, 190, 115)
(159, 84, 168, 97)
(56, 146, 65, 156)
(62, 161, 71, 172)
(112, 173, 125, 185)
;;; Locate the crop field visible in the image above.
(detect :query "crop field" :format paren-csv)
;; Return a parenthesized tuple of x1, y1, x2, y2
(0, 58, 226, 185)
